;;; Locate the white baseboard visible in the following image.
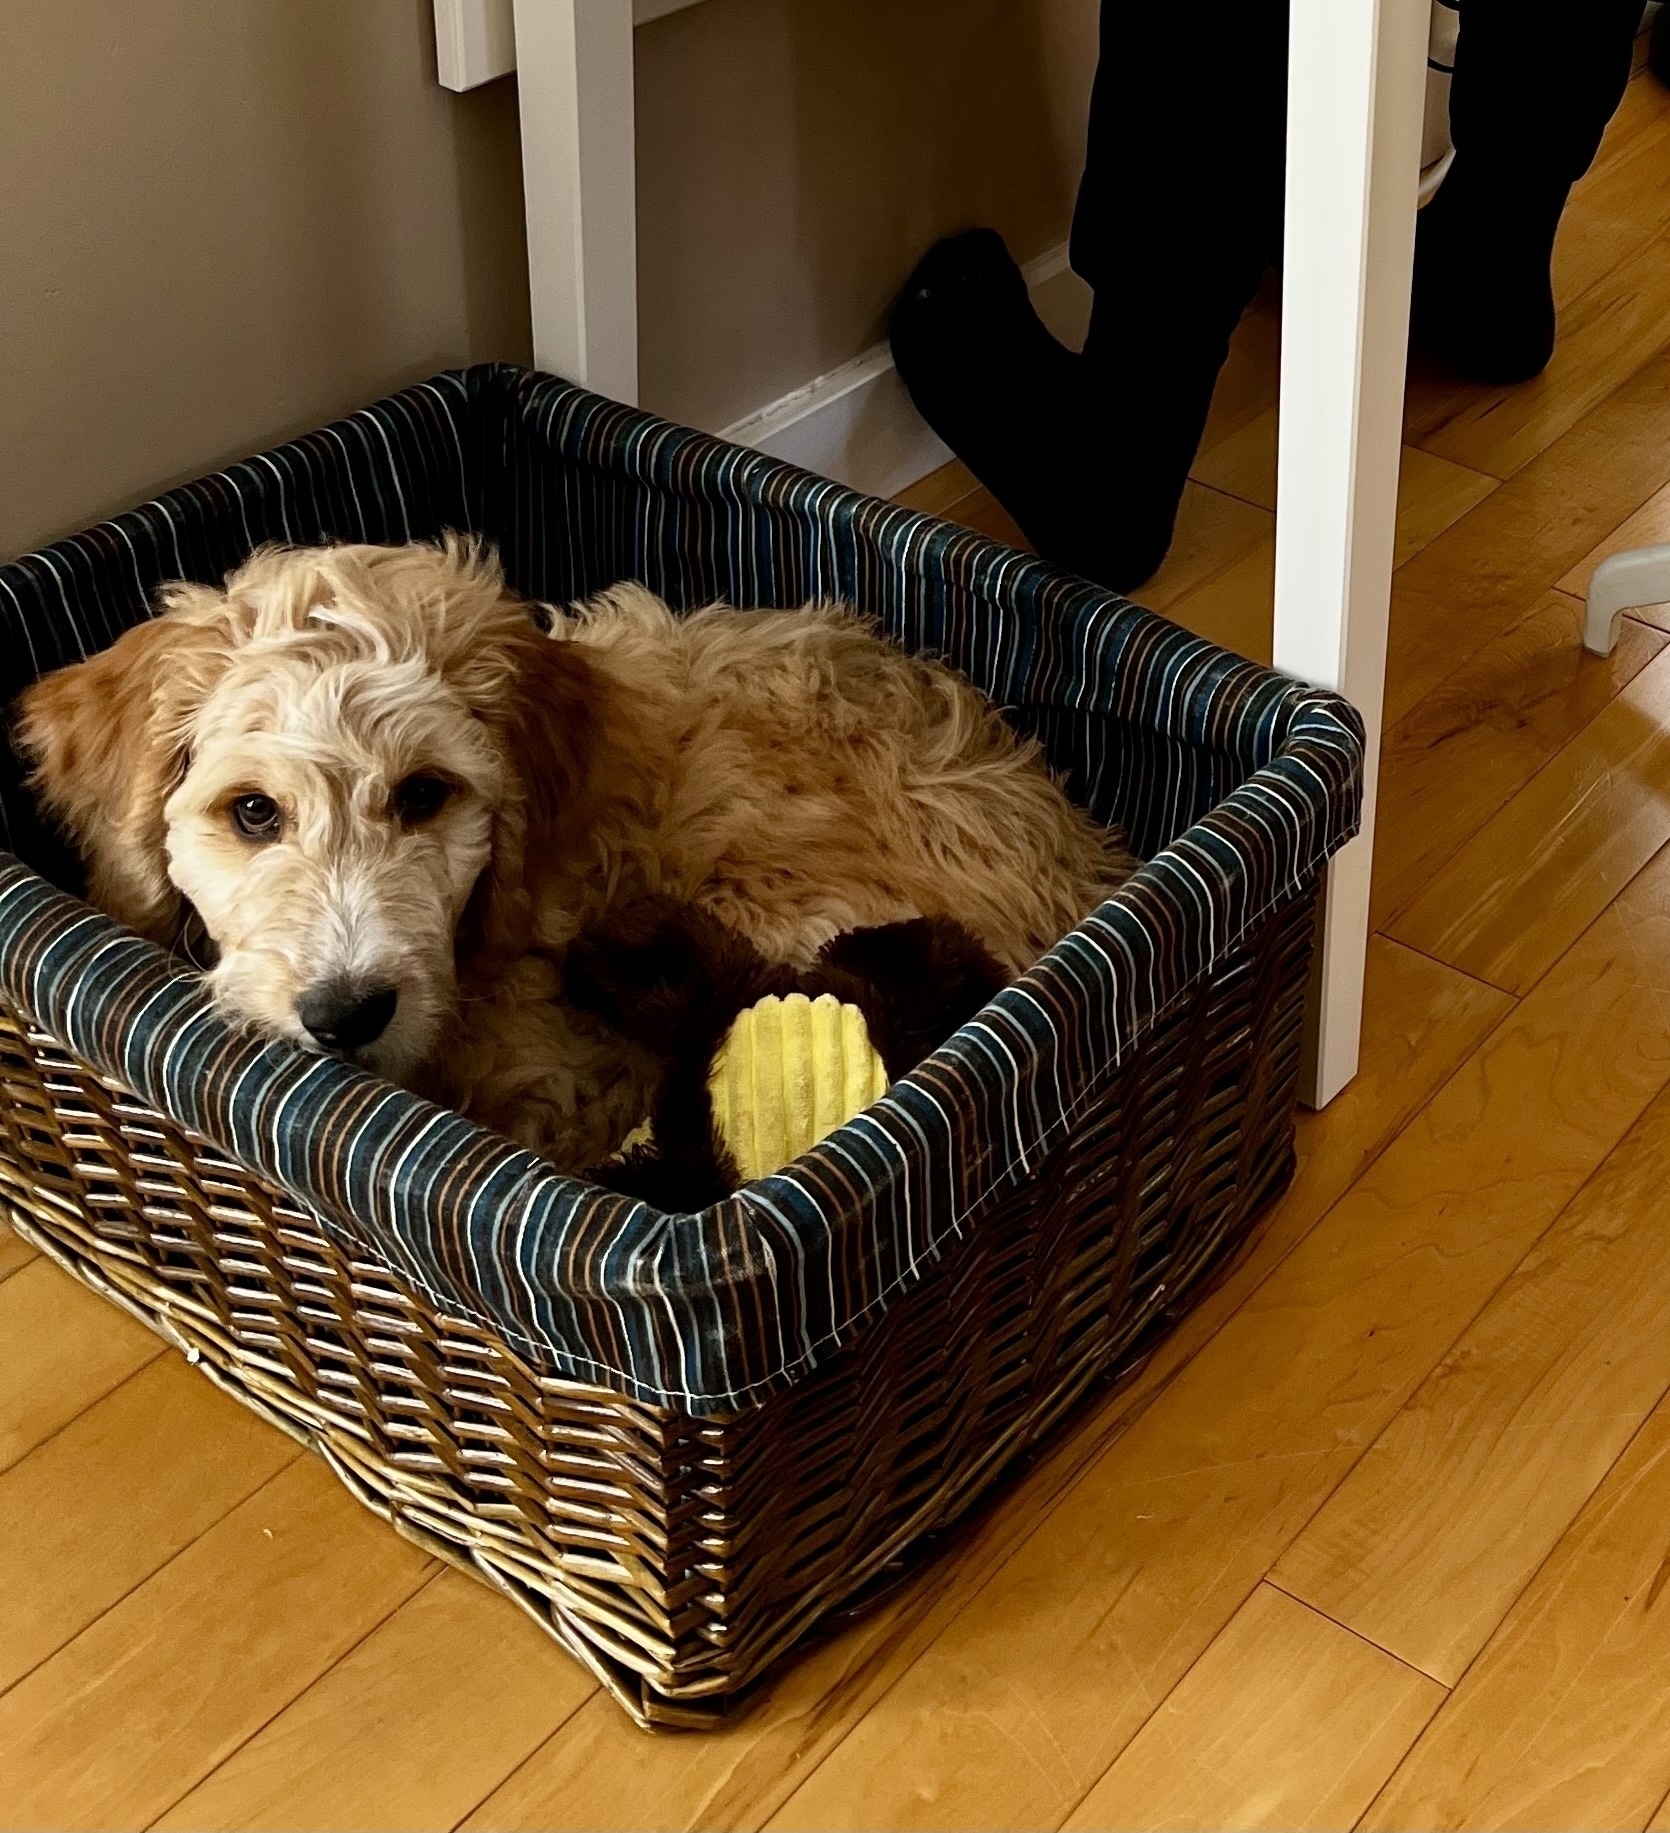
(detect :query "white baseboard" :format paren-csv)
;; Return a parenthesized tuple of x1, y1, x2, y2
(720, 242, 1090, 501)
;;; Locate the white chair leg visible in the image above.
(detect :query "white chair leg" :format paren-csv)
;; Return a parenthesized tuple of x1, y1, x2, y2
(1274, 0, 1429, 1109)
(1584, 544, 1670, 657)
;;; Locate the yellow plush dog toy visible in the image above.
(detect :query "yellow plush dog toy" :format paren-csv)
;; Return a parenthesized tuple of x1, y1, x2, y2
(708, 992, 892, 1184)
(564, 900, 1008, 1207)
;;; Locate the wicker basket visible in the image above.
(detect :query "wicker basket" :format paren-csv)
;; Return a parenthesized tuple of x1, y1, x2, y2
(0, 366, 1361, 1728)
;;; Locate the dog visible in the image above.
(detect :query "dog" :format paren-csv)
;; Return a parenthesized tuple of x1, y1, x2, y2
(17, 538, 1134, 1168)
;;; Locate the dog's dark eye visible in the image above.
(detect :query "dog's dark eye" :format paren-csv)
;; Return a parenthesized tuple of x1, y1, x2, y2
(230, 793, 282, 840)
(392, 773, 452, 826)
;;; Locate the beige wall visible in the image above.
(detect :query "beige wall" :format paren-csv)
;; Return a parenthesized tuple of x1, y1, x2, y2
(0, 0, 532, 559)
(636, 0, 1099, 432)
(0, 0, 1095, 558)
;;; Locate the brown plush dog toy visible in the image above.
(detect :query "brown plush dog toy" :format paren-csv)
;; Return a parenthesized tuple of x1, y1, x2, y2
(564, 900, 1007, 1208)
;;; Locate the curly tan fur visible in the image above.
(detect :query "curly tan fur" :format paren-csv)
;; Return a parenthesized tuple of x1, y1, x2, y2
(16, 539, 1133, 1168)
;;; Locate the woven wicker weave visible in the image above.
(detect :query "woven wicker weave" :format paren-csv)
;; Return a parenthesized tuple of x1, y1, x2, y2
(0, 884, 1314, 1728)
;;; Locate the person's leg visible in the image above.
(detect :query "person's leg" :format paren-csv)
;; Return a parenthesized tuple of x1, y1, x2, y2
(1411, 0, 1644, 382)
(890, 0, 1289, 591)
(1065, 0, 1290, 584)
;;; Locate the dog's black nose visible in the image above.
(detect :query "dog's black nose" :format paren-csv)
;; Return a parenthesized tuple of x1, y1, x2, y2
(297, 983, 398, 1053)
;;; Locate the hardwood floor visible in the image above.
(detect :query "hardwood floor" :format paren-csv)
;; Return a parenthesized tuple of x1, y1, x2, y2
(5, 59, 1670, 1833)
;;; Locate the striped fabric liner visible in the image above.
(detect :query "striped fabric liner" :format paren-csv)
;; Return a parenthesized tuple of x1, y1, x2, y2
(0, 366, 1363, 1415)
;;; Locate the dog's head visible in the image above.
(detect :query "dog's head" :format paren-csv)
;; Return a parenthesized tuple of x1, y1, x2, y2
(16, 538, 592, 1081)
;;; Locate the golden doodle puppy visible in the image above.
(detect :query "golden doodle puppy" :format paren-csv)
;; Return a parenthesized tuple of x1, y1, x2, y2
(18, 540, 1132, 1167)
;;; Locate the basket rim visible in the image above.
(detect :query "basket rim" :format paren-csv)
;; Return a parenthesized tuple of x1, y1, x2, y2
(0, 366, 1362, 1414)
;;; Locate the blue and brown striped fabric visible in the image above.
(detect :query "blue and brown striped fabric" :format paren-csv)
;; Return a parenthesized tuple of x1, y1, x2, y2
(0, 365, 1363, 1414)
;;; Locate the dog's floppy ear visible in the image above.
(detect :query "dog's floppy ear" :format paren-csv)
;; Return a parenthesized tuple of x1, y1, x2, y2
(461, 616, 603, 964)
(15, 586, 235, 941)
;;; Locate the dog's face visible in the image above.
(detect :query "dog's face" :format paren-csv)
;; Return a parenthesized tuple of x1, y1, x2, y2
(156, 612, 505, 1079)
(17, 540, 591, 1081)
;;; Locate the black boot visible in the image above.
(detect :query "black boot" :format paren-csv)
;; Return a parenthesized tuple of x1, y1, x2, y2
(1652, 3, 1670, 87)
(889, 0, 1290, 592)
(888, 228, 1082, 559)
(888, 229, 1213, 591)
(1411, 0, 1643, 383)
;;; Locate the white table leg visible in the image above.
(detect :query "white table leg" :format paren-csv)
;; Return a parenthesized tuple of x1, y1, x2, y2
(510, 0, 639, 401)
(1274, 0, 1429, 1108)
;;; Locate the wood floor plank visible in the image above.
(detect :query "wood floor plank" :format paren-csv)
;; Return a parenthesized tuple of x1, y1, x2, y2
(1592, 61, 1670, 173)
(1389, 644, 1670, 992)
(942, 483, 1030, 551)
(463, 938, 1506, 1833)
(1168, 447, 1500, 668)
(0, 1355, 297, 1698)
(1623, 604, 1670, 642)
(155, 1571, 592, 1833)
(1280, 942, 1514, 1258)
(1061, 1584, 1444, 1833)
(1138, 483, 1272, 614)
(893, 459, 976, 518)
(1387, 342, 1670, 728)
(1552, 108, 1670, 340)
(1557, 475, 1670, 611)
(1275, 1064, 1670, 1684)
(1393, 447, 1502, 569)
(462, 1601, 940, 1833)
(0, 1214, 36, 1284)
(1197, 290, 1282, 455)
(1190, 405, 1278, 512)
(1185, 430, 1492, 564)
(1371, 589, 1667, 930)
(0, 1456, 432, 1831)
(1165, 539, 1274, 663)
(0, 1256, 162, 1478)
(1400, 70, 1670, 457)
(1415, 233, 1670, 483)
(1361, 1399, 1670, 1833)
(763, 850, 1670, 1832)
(1401, 349, 1491, 474)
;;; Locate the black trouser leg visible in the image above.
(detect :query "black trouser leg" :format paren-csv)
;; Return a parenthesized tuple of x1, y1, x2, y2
(1064, 0, 1290, 584)
(1412, 0, 1643, 382)
(1072, 0, 1288, 316)
(1450, 0, 1642, 184)
(889, 0, 1291, 591)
